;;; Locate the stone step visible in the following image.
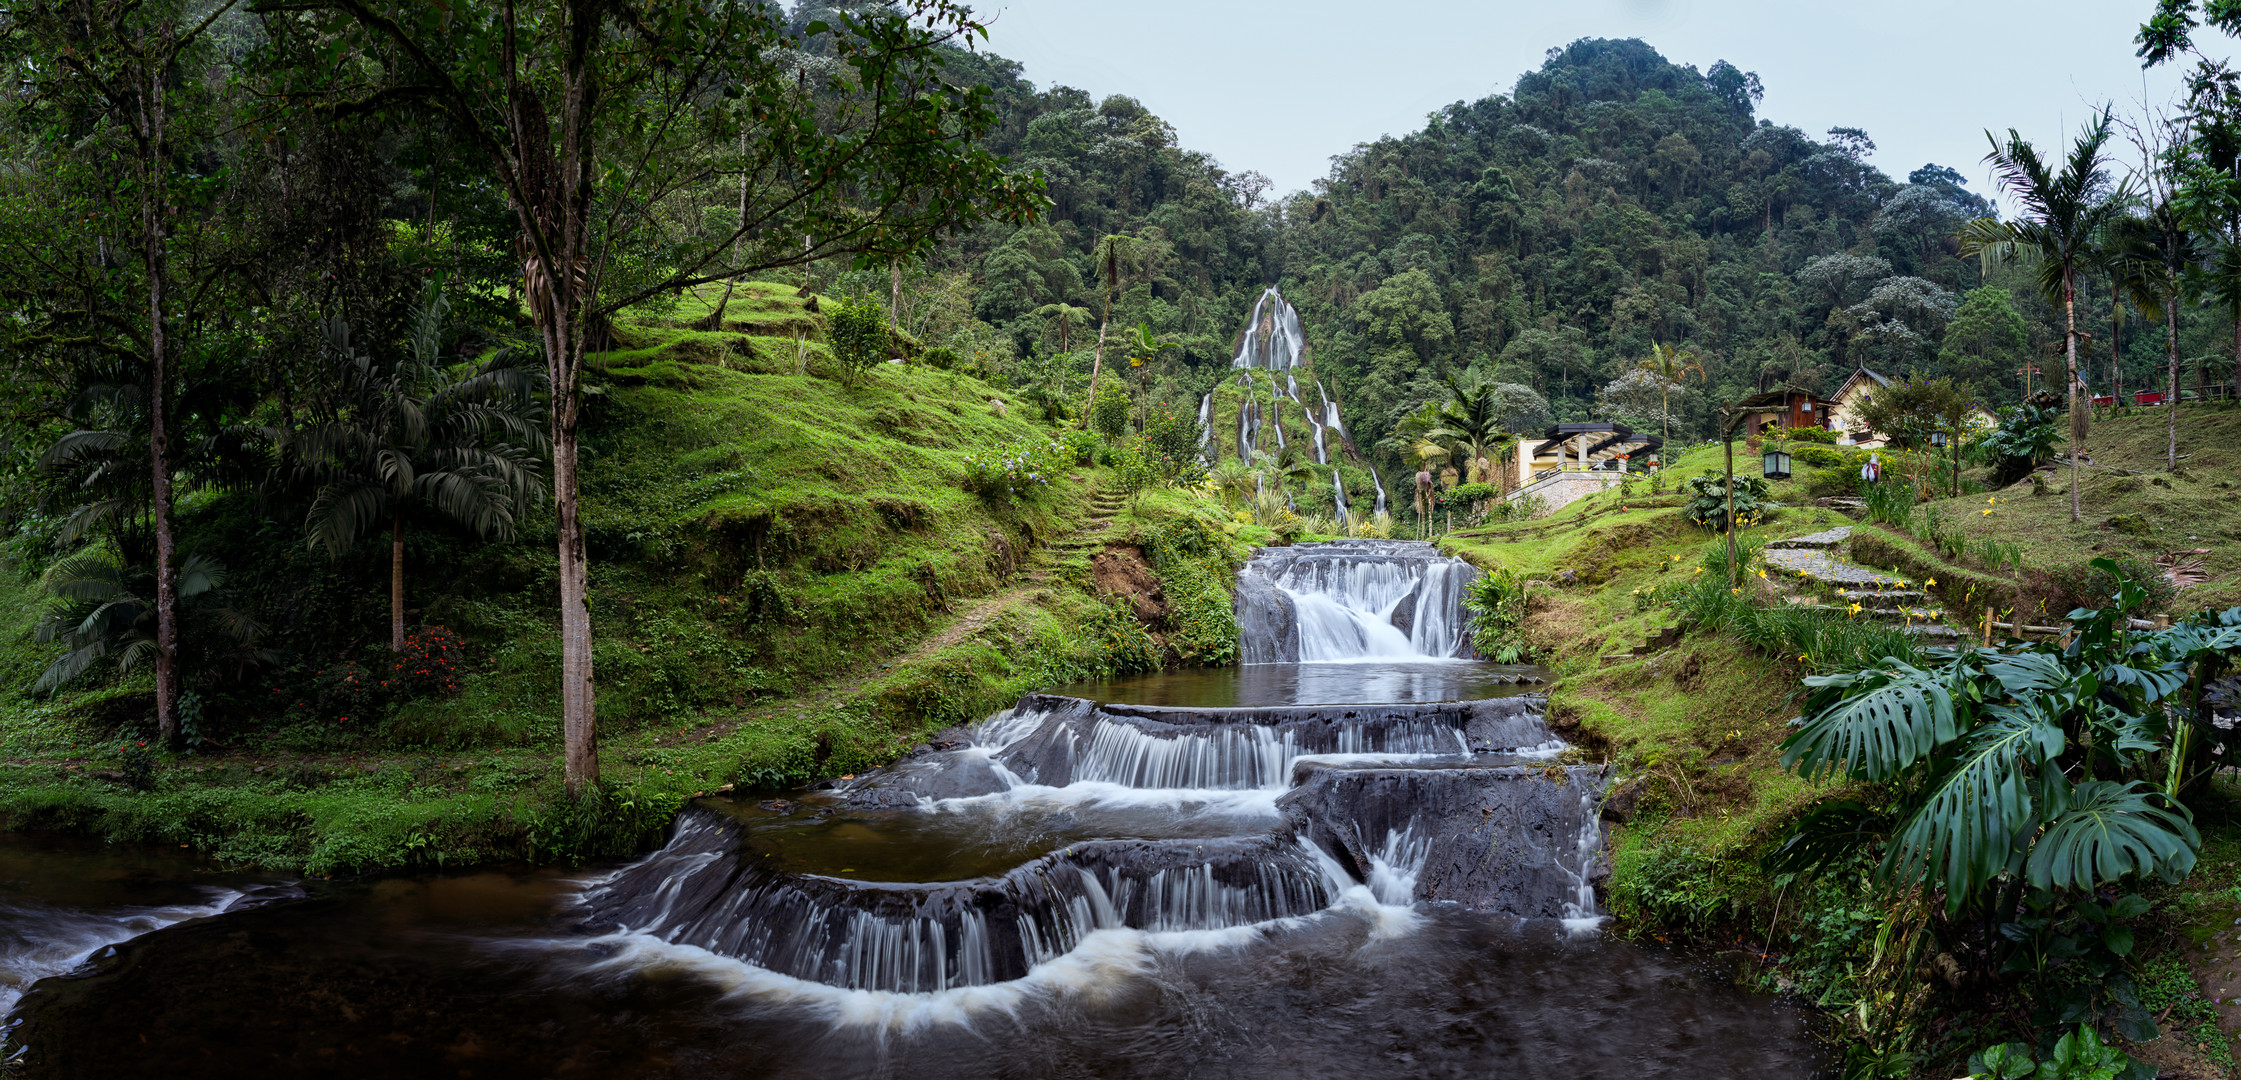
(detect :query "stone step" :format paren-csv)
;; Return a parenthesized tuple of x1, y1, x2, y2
(1763, 526, 1853, 551)
(1836, 588, 1927, 609)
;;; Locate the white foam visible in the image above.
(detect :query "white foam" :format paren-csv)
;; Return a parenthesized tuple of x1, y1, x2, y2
(0, 889, 246, 1018)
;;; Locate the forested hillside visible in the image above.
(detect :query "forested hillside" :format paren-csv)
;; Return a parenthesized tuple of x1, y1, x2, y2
(927, 37, 2227, 477)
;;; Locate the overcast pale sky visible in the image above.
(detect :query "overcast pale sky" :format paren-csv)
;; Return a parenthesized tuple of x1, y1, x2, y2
(975, 0, 2221, 202)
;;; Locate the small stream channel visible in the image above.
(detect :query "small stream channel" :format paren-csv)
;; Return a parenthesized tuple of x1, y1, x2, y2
(0, 541, 1826, 1077)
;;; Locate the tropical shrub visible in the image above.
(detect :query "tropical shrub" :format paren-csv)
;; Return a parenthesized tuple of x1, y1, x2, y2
(961, 437, 1066, 504)
(1441, 482, 1499, 508)
(1140, 404, 1201, 467)
(2035, 554, 2175, 620)
(1057, 428, 1103, 466)
(1860, 478, 1914, 529)
(1088, 379, 1131, 438)
(1790, 425, 1839, 444)
(823, 297, 891, 385)
(1461, 565, 1532, 662)
(1679, 471, 1776, 532)
(1789, 443, 1862, 470)
(389, 626, 467, 698)
(921, 345, 959, 370)
(1978, 404, 2063, 486)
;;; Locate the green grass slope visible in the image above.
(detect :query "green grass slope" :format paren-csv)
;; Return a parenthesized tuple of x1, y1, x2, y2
(0, 282, 1248, 873)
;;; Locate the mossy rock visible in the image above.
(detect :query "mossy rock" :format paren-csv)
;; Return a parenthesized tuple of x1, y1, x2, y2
(2107, 512, 2153, 536)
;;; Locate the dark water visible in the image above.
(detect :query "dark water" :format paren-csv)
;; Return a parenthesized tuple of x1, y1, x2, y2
(3, 837, 1824, 1079)
(1051, 661, 1545, 708)
(1, 666, 1825, 1078)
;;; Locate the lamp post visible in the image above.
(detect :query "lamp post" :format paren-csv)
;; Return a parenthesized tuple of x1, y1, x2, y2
(1720, 405, 1750, 587)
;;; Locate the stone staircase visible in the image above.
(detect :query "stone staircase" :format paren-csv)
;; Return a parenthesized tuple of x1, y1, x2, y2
(1763, 526, 1959, 637)
(1025, 489, 1130, 584)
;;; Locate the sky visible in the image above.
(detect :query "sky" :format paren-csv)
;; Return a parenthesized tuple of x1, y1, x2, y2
(973, 0, 2223, 204)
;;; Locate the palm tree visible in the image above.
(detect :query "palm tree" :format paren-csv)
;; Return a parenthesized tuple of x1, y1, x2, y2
(1637, 341, 1705, 447)
(1421, 377, 1516, 490)
(1965, 112, 2127, 523)
(2108, 200, 2194, 470)
(1031, 302, 1094, 355)
(1080, 234, 1142, 428)
(1124, 322, 1181, 432)
(287, 294, 548, 651)
(31, 551, 270, 699)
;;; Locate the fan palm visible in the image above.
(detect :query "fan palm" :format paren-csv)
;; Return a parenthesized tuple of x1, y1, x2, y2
(1637, 341, 1705, 446)
(31, 550, 271, 697)
(1080, 234, 1142, 428)
(1963, 113, 2128, 522)
(288, 294, 548, 651)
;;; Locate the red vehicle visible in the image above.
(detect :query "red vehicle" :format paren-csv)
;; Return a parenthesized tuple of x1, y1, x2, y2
(2135, 391, 2166, 406)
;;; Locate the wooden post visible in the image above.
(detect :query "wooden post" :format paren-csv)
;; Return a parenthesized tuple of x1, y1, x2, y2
(2155, 614, 2171, 630)
(2011, 612, 2023, 641)
(1980, 608, 1994, 648)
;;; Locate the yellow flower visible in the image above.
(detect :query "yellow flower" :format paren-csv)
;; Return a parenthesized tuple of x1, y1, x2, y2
(1694, 566, 1704, 574)
(1798, 654, 1809, 662)
(1847, 602, 1862, 616)
(1982, 509, 1993, 516)
(1926, 578, 1937, 587)
(1756, 569, 1767, 578)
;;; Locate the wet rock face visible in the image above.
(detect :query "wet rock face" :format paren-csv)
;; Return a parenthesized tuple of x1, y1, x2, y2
(1233, 573, 1299, 664)
(1281, 764, 1607, 920)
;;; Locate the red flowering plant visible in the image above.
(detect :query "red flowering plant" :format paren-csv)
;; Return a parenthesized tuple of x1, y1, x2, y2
(391, 626, 466, 698)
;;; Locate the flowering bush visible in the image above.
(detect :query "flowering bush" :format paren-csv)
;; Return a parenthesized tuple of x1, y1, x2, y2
(392, 626, 466, 698)
(963, 437, 1066, 504)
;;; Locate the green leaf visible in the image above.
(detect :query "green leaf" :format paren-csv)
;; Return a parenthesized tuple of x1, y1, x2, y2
(1779, 660, 1960, 781)
(2102, 924, 2135, 957)
(2024, 780, 2198, 893)
(1884, 704, 2060, 901)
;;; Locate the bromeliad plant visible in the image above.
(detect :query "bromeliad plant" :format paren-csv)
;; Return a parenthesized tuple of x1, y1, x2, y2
(1772, 559, 2241, 1051)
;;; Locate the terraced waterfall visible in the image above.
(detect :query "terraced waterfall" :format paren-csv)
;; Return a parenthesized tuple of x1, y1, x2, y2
(3, 539, 1822, 1078)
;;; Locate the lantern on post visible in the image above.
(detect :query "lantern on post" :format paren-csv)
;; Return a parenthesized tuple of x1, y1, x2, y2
(1761, 445, 1792, 480)
(1928, 429, 1948, 448)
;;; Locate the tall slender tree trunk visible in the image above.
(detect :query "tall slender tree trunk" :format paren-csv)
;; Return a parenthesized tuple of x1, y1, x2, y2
(1082, 292, 1110, 429)
(696, 131, 752, 332)
(2110, 281, 2123, 409)
(390, 513, 407, 651)
(2064, 283, 2082, 523)
(138, 55, 181, 748)
(2168, 295, 2180, 472)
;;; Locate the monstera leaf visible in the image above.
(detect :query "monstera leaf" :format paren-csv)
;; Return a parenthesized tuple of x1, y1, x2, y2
(1780, 659, 1963, 782)
(1886, 703, 2064, 901)
(2026, 780, 2199, 894)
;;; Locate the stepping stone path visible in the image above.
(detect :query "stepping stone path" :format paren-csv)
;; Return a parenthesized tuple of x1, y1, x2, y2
(1761, 527, 1905, 588)
(1762, 526, 1959, 637)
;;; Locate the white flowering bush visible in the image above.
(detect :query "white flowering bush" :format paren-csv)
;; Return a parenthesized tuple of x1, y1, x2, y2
(963, 437, 1066, 504)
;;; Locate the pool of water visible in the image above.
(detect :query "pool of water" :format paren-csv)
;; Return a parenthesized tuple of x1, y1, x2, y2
(1, 829, 1827, 1079)
(1050, 661, 1547, 707)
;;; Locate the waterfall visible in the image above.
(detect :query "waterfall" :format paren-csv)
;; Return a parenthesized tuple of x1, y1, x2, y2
(1330, 470, 1350, 529)
(1196, 393, 1214, 464)
(1285, 372, 1302, 402)
(1231, 288, 1306, 370)
(1234, 540, 1479, 664)
(1369, 466, 1390, 516)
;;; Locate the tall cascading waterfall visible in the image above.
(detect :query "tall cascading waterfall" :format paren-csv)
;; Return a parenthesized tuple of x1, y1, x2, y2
(1330, 471, 1350, 528)
(1233, 540, 1479, 664)
(1369, 466, 1390, 515)
(1231, 287, 1306, 371)
(1196, 394, 1214, 464)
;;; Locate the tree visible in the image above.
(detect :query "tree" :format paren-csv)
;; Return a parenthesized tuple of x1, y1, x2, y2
(1935, 286, 2030, 390)
(1417, 376, 1525, 490)
(1636, 341, 1705, 447)
(279, 0, 1041, 794)
(289, 294, 547, 651)
(1122, 322, 1179, 432)
(1030, 302, 1093, 354)
(2118, 106, 2199, 472)
(1964, 113, 2126, 523)
(1081, 233, 1141, 427)
(6, 0, 247, 746)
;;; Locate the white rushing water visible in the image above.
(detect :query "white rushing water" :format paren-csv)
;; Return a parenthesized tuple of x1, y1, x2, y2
(0, 890, 249, 1018)
(1231, 288, 1306, 371)
(1236, 541, 1479, 663)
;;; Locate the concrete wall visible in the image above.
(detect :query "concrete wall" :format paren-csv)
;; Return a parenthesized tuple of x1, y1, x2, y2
(1504, 469, 1626, 514)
